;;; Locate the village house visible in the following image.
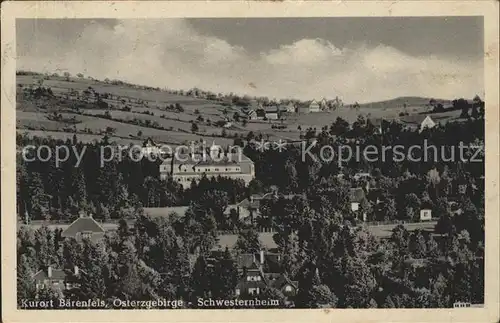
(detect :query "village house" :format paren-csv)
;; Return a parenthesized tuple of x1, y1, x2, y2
(235, 250, 298, 304)
(319, 98, 328, 111)
(400, 115, 437, 133)
(367, 118, 393, 135)
(447, 200, 463, 216)
(296, 99, 321, 114)
(233, 191, 299, 224)
(308, 99, 321, 112)
(350, 188, 368, 222)
(264, 106, 280, 120)
(159, 143, 255, 189)
(61, 213, 106, 242)
(255, 108, 266, 120)
(141, 137, 161, 156)
(419, 208, 432, 221)
(33, 265, 82, 296)
(246, 109, 257, 120)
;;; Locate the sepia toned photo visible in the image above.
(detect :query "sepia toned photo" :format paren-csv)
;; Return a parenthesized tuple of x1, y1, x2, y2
(1, 1, 499, 323)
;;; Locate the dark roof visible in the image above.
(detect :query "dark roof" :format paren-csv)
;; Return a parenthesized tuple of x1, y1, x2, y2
(237, 198, 260, 210)
(196, 157, 241, 166)
(264, 253, 281, 272)
(400, 115, 434, 125)
(264, 106, 279, 113)
(350, 188, 366, 203)
(161, 152, 253, 166)
(61, 216, 105, 238)
(33, 267, 67, 281)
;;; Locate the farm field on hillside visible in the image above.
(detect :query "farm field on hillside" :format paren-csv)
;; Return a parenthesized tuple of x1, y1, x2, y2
(17, 75, 223, 107)
(17, 74, 464, 149)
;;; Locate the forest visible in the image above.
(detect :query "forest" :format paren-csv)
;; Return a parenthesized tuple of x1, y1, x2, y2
(17, 99, 485, 308)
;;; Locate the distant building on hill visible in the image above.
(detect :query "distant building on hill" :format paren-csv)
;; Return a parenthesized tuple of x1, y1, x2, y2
(246, 109, 257, 120)
(297, 99, 321, 113)
(319, 98, 328, 111)
(159, 142, 255, 188)
(308, 99, 321, 112)
(141, 137, 161, 156)
(264, 106, 280, 120)
(61, 212, 106, 242)
(400, 115, 437, 133)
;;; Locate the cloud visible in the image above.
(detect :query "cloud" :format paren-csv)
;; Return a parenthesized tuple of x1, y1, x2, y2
(17, 19, 483, 103)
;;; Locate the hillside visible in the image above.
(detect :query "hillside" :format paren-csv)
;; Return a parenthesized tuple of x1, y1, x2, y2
(357, 96, 452, 110)
(16, 73, 463, 147)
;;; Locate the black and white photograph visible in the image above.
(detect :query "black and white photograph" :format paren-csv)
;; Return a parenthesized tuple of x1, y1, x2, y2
(1, 1, 499, 322)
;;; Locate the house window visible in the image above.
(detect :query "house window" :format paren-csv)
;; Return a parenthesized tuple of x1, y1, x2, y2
(82, 232, 92, 239)
(214, 168, 219, 172)
(248, 287, 260, 295)
(285, 285, 292, 292)
(235, 289, 240, 296)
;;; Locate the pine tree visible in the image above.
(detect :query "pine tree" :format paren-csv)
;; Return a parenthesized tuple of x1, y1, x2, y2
(17, 254, 36, 303)
(190, 255, 213, 301)
(77, 241, 107, 300)
(235, 228, 261, 253)
(212, 248, 238, 299)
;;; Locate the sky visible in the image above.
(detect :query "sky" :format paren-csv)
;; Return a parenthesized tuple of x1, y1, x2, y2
(17, 18, 484, 103)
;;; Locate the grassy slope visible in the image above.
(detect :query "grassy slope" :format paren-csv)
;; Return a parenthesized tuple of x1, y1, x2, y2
(16, 75, 462, 146)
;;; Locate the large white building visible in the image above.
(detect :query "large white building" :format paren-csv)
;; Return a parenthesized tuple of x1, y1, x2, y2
(159, 143, 255, 188)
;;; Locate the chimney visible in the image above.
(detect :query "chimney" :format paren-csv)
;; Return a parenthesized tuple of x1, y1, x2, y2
(74, 265, 79, 276)
(260, 250, 265, 265)
(47, 266, 52, 278)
